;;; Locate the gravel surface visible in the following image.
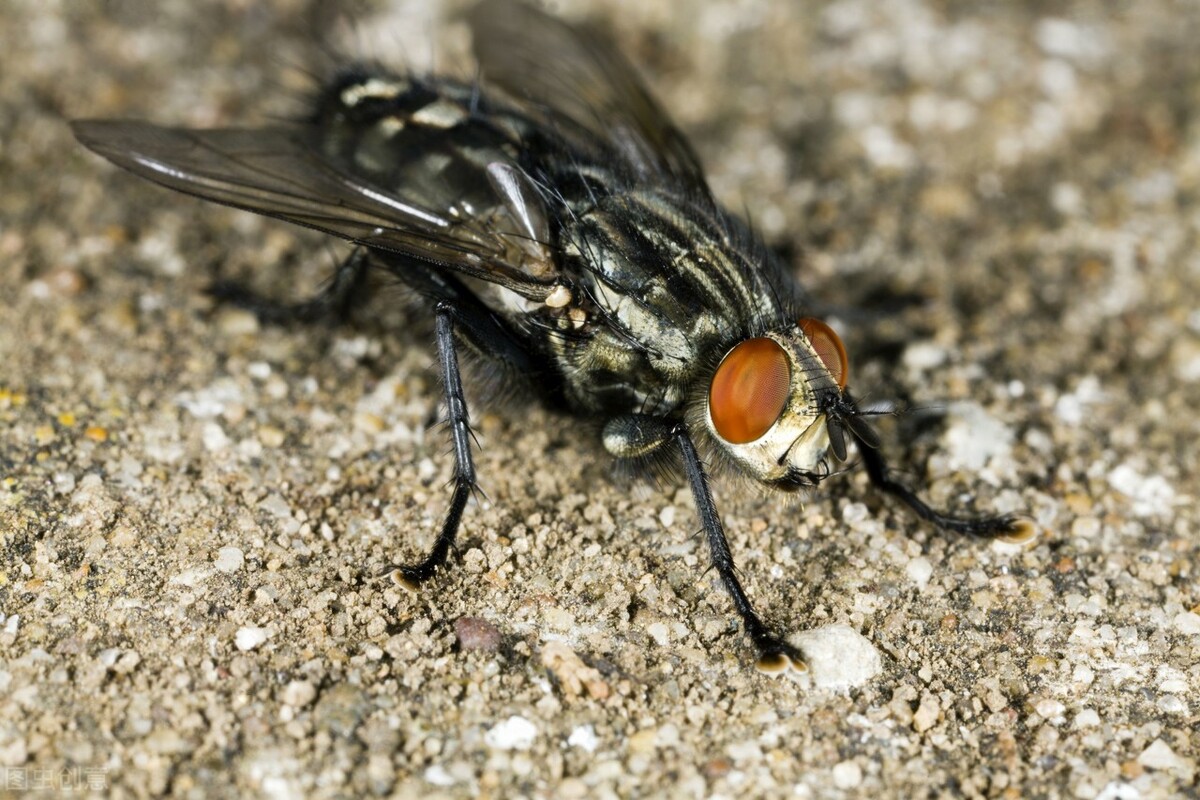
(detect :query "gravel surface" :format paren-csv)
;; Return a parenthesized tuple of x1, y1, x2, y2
(2, 1, 1197, 798)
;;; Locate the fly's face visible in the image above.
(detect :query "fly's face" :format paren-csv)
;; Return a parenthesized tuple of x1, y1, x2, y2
(705, 318, 850, 489)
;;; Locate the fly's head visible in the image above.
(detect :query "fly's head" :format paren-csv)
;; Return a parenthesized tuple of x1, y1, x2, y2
(704, 318, 879, 490)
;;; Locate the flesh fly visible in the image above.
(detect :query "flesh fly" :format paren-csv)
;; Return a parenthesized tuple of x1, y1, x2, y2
(72, 0, 1033, 673)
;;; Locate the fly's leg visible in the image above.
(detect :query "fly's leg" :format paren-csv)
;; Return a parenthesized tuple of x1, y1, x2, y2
(385, 302, 478, 591)
(208, 248, 371, 324)
(674, 426, 807, 675)
(842, 391, 1037, 544)
(604, 415, 806, 673)
(388, 259, 537, 380)
(601, 414, 675, 459)
(857, 444, 1036, 541)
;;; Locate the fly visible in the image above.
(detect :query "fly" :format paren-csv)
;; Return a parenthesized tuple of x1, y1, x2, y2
(71, 0, 1034, 673)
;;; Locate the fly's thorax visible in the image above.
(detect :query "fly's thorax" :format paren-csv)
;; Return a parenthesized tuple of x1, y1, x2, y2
(559, 190, 792, 382)
(701, 320, 849, 487)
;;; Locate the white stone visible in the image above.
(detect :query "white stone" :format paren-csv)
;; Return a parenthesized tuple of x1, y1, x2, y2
(789, 624, 883, 690)
(646, 622, 670, 647)
(1137, 739, 1195, 780)
(903, 341, 947, 371)
(281, 680, 316, 708)
(1137, 739, 1177, 769)
(1035, 698, 1066, 721)
(1157, 695, 1186, 715)
(484, 716, 537, 751)
(567, 725, 598, 753)
(1173, 611, 1200, 636)
(941, 402, 1013, 472)
(214, 546, 244, 573)
(658, 505, 676, 528)
(1107, 464, 1177, 517)
(1094, 782, 1141, 800)
(202, 422, 230, 452)
(235, 626, 268, 651)
(905, 556, 934, 589)
(1072, 664, 1095, 686)
(832, 760, 863, 789)
(423, 765, 456, 787)
(725, 740, 763, 762)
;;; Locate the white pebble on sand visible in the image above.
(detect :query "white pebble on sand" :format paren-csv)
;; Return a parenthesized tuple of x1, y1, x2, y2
(789, 624, 883, 689)
(214, 546, 244, 573)
(1173, 611, 1200, 635)
(906, 556, 934, 589)
(832, 760, 863, 788)
(941, 402, 1013, 472)
(235, 626, 268, 652)
(485, 716, 538, 750)
(568, 726, 598, 753)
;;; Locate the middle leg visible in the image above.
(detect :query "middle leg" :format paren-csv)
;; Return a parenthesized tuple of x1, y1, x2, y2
(386, 302, 478, 590)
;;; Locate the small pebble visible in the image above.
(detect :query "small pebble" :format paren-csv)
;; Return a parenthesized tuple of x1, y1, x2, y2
(281, 680, 316, 708)
(1156, 695, 1186, 715)
(540, 642, 610, 699)
(567, 726, 598, 753)
(484, 716, 537, 751)
(645, 621, 670, 646)
(1137, 739, 1195, 780)
(913, 694, 941, 733)
(424, 765, 455, 787)
(906, 556, 934, 588)
(213, 546, 244, 573)
(658, 505, 676, 528)
(215, 308, 259, 336)
(454, 616, 502, 652)
(235, 626, 268, 651)
(202, 423, 230, 452)
(832, 760, 863, 789)
(1035, 698, 1065, 722)
(1173, 611, 1200, 635)
(258, 425, 286, 448)
(788, 624, 883, 689)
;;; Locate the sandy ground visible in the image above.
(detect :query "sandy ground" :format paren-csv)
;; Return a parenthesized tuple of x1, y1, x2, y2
(2, 0, 1198, 798)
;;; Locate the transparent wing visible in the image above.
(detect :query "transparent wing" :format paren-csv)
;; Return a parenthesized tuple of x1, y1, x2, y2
(71, 119, 558, 299)
(468, 0, 710, 193)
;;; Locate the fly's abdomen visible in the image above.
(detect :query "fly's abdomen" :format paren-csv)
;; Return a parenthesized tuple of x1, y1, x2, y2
(313, 72, 528, 226)
(308, 70, 593, 324)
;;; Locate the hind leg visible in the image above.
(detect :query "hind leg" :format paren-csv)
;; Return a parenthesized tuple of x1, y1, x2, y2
(208, 248, 371, 324)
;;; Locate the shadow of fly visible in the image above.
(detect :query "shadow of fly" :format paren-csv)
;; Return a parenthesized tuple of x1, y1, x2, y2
(72, 0, 1033, 673)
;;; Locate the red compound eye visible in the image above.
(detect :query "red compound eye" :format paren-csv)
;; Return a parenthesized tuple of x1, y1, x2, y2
(798, 317, 849, 389)
(709, 338, 791, 444)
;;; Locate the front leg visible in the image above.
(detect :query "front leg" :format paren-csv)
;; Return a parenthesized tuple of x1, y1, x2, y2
(384, 302, 477, 591)
(604, 414, 806, 674)
(838, 391, 1037, 543)
(674, 428, 807, 675)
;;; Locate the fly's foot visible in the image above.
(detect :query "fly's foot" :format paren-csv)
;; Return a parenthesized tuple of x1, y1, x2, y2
(386, 562, 439, 594)
(753, 635, 808, 676)
(940, 512, 1040, 544)
(994, 516, 1039, 546)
